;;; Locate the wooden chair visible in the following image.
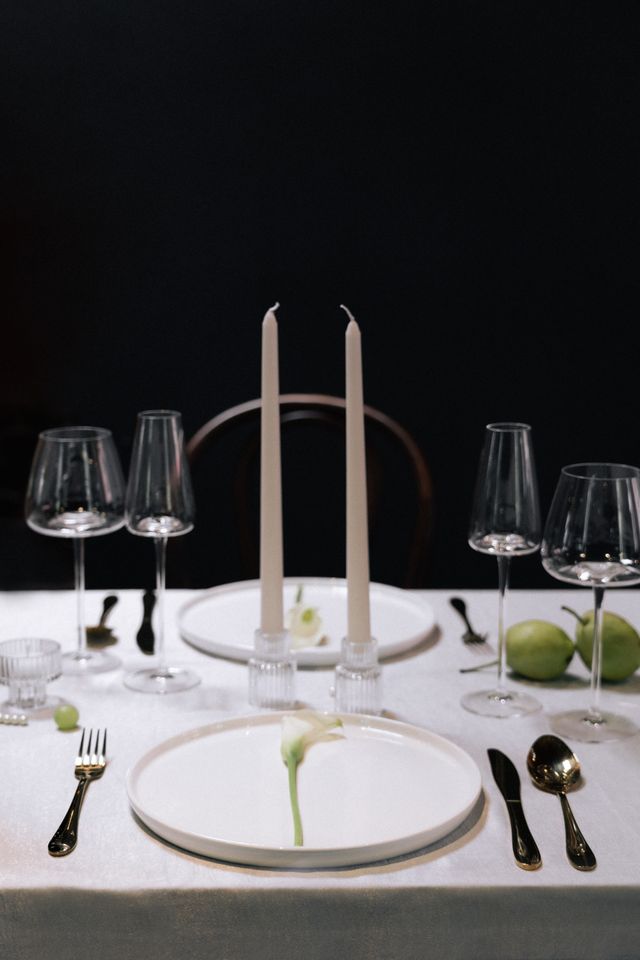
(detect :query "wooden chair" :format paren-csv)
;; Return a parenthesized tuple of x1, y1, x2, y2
(176, 393, 434, 589)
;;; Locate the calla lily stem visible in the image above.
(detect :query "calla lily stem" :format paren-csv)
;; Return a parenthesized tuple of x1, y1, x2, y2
(287, 756, 303, 846)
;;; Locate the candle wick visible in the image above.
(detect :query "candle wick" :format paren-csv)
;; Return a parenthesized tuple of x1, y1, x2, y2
(339, 303, 355, 323)
(269, 302, 280, 313)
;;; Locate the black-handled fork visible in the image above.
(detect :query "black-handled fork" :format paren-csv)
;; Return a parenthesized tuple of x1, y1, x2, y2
(449, 596, 488, 644)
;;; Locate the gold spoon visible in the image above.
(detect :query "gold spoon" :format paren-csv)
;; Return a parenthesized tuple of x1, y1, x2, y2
(86, 595, 119, 647)
(527, 734, 596, 871)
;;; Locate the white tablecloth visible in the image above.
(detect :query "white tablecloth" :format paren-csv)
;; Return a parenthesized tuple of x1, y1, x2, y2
(2, 587, 640, 959)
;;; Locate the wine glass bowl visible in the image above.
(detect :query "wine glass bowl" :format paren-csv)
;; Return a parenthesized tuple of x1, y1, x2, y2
(25, 426, 125, 674)
(124, 410, 199, 694)
(26, 426, 125, 539)
(461, 422, 542, 718)
(131, 516, 191, 537)
(468, 422, 541, 558)
(469, 532, 540, 555)
(541, 462, 640, 741)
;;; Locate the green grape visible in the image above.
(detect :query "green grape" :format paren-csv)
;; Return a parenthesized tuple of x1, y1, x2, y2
(54, 704, 79, 731)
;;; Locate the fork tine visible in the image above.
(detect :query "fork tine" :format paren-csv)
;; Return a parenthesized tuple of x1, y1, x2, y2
(73, 728, 108, 767)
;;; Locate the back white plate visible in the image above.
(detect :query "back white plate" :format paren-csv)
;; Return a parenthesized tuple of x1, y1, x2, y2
(178, 577, 436, 666)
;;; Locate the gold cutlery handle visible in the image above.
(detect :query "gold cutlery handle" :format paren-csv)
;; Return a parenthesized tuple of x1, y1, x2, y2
(506, 798, 542, 870)
(559, 792, 596, 870)
(48, 778, 90, 857)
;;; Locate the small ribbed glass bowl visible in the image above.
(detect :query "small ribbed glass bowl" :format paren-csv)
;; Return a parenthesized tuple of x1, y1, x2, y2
(0, 638, 62, 714)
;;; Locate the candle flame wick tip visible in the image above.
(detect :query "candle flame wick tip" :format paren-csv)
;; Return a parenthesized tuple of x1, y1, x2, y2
(339, 304, 356, 323)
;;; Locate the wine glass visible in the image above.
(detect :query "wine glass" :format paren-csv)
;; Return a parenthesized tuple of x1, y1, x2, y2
(541, 463, 640, 742)
(25, 426, 125, 674)
(461, 422, 542, 717)
(124, 410, 200, 693)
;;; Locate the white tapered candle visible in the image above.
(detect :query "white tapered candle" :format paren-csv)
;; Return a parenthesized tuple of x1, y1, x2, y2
(343, 305, 371, 645)
(260, 303, 284, 634)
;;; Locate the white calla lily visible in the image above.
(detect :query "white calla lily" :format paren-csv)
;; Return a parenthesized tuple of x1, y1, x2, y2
(286, 586, 325, 649)
(280, 710, 343, 846)
(288, 604, 322, 638)
(281, 710, 343, 764)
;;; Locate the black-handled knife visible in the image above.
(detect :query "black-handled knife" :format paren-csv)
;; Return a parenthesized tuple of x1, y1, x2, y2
(136, 589, 156, 655)
(487, 748, 542, 871)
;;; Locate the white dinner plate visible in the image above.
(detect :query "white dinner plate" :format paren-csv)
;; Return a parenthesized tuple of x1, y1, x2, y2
(178, 577, 436, 666)
(126, 712, 482, 868)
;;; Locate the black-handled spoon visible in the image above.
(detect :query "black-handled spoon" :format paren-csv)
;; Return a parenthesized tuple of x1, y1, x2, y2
(136, 589, 156, 655)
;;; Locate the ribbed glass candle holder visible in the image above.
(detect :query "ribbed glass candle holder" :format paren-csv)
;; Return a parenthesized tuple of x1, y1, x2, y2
(248, 629, 296, 709)
(0, 638, 62, 712)
(334, 637, 383, 715)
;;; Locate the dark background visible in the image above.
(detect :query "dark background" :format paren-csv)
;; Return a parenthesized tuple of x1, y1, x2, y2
(2, 2, 639, 592)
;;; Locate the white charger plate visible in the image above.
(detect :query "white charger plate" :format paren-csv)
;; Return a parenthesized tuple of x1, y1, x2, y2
(178, 577, 436, 666)
(126, 712, 482, 868)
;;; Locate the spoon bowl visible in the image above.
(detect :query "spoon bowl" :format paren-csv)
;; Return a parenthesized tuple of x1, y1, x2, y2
(86, 595, 119, 647)
(527, 734, 596, 871)
(527, 734, 582, 792)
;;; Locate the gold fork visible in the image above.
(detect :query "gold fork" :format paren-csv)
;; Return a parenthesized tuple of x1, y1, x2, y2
(48, 728, 107, 857)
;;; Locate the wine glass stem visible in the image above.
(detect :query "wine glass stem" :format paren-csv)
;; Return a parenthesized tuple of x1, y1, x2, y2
(154, 536, 168, 673)
(496, 554, 511, 696)
(588, 585, 605, 723)
(74, 538, 87, 657)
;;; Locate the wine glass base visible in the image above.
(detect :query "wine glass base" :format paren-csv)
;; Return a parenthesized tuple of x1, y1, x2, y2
(123, 665, 201, 694)
(550, 709, 639, 743)
(461, 687, 541, 718)
(62, 649, 121, 675)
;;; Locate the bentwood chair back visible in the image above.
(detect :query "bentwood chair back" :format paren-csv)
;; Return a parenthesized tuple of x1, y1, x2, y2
(176, 393, 434, 589)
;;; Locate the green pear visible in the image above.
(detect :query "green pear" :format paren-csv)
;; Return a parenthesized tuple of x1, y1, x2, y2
(505, 620, 575, 680)
(562, 606, 640, 681)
